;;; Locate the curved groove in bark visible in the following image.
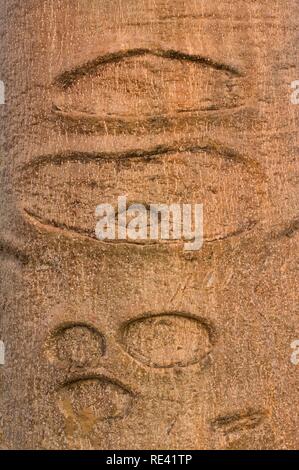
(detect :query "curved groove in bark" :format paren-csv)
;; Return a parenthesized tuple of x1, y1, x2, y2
(55, 48, 242, 90)
(19, 142, 248, 171)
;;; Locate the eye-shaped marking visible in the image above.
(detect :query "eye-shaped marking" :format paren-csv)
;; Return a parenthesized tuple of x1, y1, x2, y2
(17, 144, 261, 246)
(57, 377, 134, 432)
(47, 324, 105, 368)
(119, 312, 216, 368)
(96, 199, 203, 246)
(211, 409, 269, 450)
(52, 49, 244, 135)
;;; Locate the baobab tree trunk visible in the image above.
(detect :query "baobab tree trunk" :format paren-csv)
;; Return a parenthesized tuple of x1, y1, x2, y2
(0, 0, 298, 450)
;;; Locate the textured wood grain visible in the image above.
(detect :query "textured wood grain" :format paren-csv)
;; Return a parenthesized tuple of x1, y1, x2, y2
(0, 0, 298, 449)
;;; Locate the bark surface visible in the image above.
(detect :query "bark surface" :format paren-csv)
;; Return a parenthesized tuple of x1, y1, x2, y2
(0, 0, 298, 449)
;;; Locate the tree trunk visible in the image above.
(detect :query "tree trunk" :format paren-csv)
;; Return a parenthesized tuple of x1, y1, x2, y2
(0, 0, 298, 450)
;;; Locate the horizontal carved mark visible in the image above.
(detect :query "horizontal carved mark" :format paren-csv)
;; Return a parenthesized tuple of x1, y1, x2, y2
(205, 219, 257, 242)
(23, 208, 178, 246)
(55, 49, 242, 90)
(52, 49, 244, 136)
(211, 409, 268, 435)
(57, 376, 134, 430)
(23, 208, 258, 248)
(23, 208, 94, 237)
(119, 312, 216, 368)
